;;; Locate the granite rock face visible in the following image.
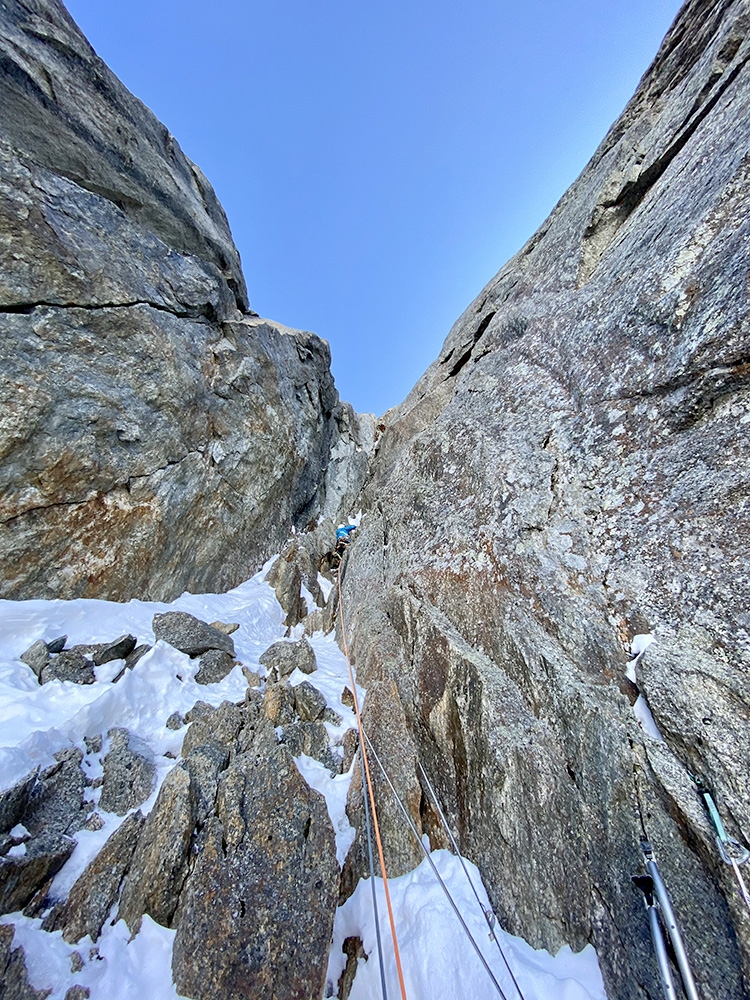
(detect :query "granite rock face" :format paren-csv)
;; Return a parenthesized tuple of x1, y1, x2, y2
(172, 723, 339, 1000)
(0, 0, 372, 602)
(340, 2, 750, 998)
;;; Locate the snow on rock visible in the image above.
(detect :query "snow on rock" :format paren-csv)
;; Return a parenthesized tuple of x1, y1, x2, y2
(2, 912, 181, 1000)
(0, 568, 285, 791)
(328, 850, 608, 1000)
(0, 564, 611, 1000)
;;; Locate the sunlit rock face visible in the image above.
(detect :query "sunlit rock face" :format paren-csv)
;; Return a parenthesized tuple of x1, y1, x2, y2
(0, 0, 370, 601)
(341, 2, 750, 997)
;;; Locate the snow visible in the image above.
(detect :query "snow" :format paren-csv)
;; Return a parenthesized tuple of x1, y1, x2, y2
(633, 695, 664, 742)
(328, 850, 608, 1000)
(293, 755, 357, 865)
(624, 634, 663, 740)
(0, 562, 609, 1000)
(2, 913, 181, 1000)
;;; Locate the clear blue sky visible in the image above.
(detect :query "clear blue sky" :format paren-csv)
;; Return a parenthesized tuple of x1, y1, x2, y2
(65, 0, 683, 416)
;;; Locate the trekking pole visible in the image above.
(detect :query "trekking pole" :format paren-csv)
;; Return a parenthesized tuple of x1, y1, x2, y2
(693, 777, 750, 915)
(640, 841, 700, 1000)
(632, 876, 678, 1000)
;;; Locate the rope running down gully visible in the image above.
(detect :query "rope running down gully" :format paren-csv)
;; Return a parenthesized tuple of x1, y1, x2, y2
(336, 564, 409, 1000)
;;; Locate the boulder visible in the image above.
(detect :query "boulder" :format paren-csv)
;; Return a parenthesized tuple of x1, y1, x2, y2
(124, 644, 151, 671)
(195, 649, 236, 685)
(293, 681, 327, 722)
(152, 612, 235, 658)
(92, 634, 137, 666)
(259, 638, 317, 682)
(40, 650, 94, 686)
(99, 729, 156, 816)
(209, 621, 239, 635)
(64, 988, 90, 1000)
(19, 641, 48, 679)
(172, 724, 339, 1000)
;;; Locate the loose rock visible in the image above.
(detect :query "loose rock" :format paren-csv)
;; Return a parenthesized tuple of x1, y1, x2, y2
(209, 621, 239, 635)
(259, 637, 317, 682)
(153, 612, 235, 658)
(195, 649, 235, 685)
(20, 641, 49, 680)
(294, 681, 327, 722)
(92, 635, 137, 666)
(40, 650, 95, 686)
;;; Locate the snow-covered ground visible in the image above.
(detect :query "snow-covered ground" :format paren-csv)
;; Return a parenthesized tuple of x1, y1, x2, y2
(0, 566, 607, 1000)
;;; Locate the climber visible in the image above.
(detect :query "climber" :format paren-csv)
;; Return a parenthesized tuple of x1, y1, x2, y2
(335, 523, 357, 557)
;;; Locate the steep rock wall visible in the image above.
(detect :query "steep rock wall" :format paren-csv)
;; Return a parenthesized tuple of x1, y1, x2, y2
(341, 2, 750, 998)
(0, 0, 369, 601)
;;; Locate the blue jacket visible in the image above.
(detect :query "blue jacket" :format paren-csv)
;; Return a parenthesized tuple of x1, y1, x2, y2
(336, 525, 356, 542)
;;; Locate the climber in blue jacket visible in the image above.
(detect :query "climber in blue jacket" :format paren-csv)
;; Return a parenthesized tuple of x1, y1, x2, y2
(335, 523, 356, 557)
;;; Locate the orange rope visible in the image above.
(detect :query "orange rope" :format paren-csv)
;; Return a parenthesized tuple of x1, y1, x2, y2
(337, 563, 408, 1000)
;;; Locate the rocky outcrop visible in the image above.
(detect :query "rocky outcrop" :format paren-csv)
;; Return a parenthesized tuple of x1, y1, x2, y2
(0, 0, 246, 308)
(0, 748, 89, 914)
(46, 810, 145, 943)
(172, 722, 339, 1000)
(340, 2, 750, 998)
(0, 0, 374, 602)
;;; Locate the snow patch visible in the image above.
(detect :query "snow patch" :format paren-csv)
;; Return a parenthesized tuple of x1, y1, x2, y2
(328, 850, 608, 1000)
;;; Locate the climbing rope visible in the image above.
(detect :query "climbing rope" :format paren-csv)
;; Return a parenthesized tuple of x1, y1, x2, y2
(362, 758, 389, 1000)
(416, 759, 527, 1000)
(363, 730, 512, 1000)
(336, 561, 409, 1000)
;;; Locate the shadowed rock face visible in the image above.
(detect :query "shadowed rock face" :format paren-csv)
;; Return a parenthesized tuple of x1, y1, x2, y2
(341, 2, 750, 998)
(0, 0, 374, 601)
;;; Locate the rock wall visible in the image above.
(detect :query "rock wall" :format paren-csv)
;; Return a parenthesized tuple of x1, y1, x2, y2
(340, 1, 750, 997)
(0, 0, 372, 601)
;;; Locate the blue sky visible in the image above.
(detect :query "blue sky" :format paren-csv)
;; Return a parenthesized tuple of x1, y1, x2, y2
(65, 0, 683, 416)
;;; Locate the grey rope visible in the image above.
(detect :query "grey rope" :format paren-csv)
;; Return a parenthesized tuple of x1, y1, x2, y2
(362, 750, 389, 1000)
(363, 730, 511, 1000)
(416, 760, 527, 1000)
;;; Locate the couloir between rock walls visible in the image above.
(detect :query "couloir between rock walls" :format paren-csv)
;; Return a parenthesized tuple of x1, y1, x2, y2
(2, 0, 750, 998)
